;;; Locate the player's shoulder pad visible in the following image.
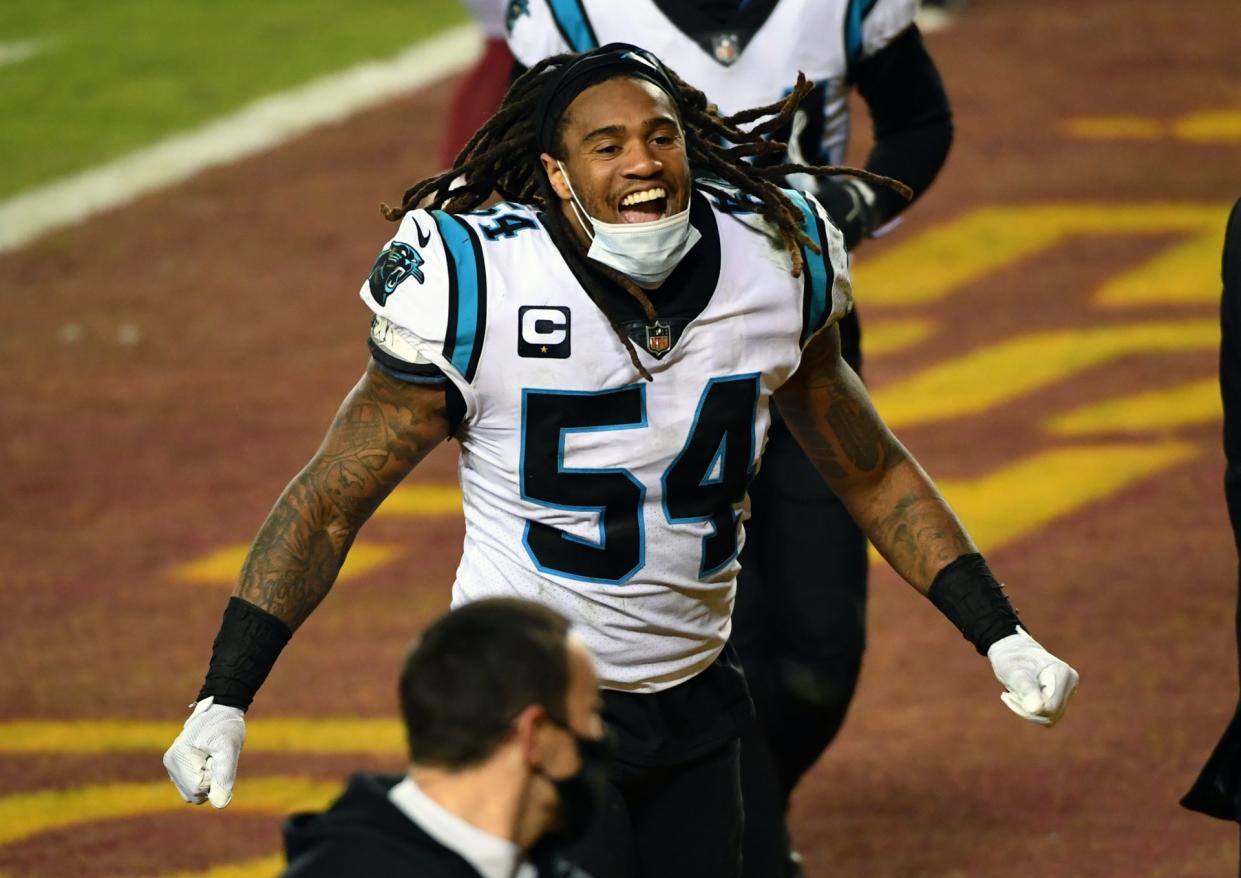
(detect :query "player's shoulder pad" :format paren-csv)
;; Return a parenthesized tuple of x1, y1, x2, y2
(781, 188, 854, 348)
(696, 177, 786, 246)
(846, 0, 918, 66)
(698, 176, 767, 219)
(451, 201, 544, 245)
(505, 0, 578, 68)
(359, 208, 490, 384)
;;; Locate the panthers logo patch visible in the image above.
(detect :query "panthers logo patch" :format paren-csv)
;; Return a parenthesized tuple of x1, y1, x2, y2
(368, 242, 425, 306)
(505, 0, 530, 33)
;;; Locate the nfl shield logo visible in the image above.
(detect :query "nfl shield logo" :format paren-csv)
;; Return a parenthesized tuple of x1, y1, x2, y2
(645, 321, 671, 356)
(712, 33, 740, 66)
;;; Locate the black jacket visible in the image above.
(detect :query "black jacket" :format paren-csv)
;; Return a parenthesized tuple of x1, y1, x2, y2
(282, 773, 590, 878)
(1182, 197, 1241, 823)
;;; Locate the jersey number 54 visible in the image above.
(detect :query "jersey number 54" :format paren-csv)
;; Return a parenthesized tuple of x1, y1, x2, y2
(520, 375, 760, 584)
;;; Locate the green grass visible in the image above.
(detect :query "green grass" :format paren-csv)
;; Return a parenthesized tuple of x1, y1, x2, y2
(0, 0, 467, 200)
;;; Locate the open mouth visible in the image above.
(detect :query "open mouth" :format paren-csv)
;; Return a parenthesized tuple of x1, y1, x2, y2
(618, 187, 669, 223)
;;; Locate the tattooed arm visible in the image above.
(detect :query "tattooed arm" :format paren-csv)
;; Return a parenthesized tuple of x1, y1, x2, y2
(234, 361, 451, 629)
(163, 361, 450, 809)
(775, 324, 974, 593)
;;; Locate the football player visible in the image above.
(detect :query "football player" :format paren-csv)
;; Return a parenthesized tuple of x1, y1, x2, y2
(505, 3, 953, 872)
(440, 0, 516, 167)
(164, 46, 1072, 878)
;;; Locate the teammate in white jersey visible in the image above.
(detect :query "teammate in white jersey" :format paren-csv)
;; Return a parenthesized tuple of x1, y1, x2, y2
(164, 45, 1074, 878)
(505, 4, 955, 873)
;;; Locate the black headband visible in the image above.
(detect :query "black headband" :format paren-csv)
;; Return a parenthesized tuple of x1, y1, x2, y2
(535, 43, 681, 154)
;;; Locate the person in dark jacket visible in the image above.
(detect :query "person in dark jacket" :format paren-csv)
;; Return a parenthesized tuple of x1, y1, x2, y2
(1182, 196, 1241, 875)
(282, 598, 607, 878)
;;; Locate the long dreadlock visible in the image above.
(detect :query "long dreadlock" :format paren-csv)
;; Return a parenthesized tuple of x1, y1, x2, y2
(380, 53, 911, 380)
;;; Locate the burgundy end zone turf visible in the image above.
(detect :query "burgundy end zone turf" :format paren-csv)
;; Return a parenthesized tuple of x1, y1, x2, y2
(1, 0, 1240, 873)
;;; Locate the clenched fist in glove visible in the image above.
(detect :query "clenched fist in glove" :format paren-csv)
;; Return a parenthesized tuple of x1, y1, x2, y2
(164, 597, 290, 806)
(163, 697, 247, 808)
(988, 627, 1079, 727)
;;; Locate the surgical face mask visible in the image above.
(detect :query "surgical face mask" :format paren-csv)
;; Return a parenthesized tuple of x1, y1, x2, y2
(535, 721, 613, 844)
(557, 161, 701, 289)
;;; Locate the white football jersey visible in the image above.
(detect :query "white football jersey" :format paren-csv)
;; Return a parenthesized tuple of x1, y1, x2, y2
(360, 184, 850, 691)
(506, 0, 917, 168)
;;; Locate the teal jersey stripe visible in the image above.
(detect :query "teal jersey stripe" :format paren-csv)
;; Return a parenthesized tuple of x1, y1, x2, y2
(433, 212, 484, 380)
(787, 190, 830, 347)
(548, 0, 598, 51)
(845, 0, 882, 66)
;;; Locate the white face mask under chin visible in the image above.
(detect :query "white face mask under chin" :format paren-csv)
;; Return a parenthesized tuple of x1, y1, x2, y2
(557, 161, 701, 289)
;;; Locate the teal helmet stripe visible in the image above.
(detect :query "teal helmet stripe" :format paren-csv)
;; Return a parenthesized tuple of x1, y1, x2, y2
(433, 212, 487, 382)
(547, 0, 599, 52)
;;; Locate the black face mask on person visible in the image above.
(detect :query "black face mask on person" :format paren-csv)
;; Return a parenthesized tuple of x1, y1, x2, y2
(536, 721, 613, 844)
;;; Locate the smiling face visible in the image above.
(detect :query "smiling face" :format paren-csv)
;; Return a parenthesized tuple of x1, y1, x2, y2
(540, 76, 691, 241)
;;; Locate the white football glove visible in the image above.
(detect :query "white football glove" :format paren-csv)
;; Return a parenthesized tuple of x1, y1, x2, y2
(162, 697, 246, 807)
(987, 627, 1078, 727)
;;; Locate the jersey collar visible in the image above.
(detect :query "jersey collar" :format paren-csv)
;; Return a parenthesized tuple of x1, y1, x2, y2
(540, 188, 722, 360)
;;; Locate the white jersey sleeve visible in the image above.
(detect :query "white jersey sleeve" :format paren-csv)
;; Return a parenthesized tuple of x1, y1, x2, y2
(855, 0, 919, 62)
(785, 188, 854, 346)
(505, 0, 574, 68)
(358, 209, 484, 417)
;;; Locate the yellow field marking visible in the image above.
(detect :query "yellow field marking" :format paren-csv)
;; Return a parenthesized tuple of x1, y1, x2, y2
(870, 441, 1199, 560)
(374, 483, 463, 518)
(1173, 109, 1241, 144)
(1045, 378, 1220, 436)
(853, 203, 1227, 307)
(0, 718, 404, 754)
(938, 441, 1198, 551)
(170, 542, 403, 585)
(1060, 111, 1241, 144)
(1095, 222, 1227, 306)
(0, 776, 339, 846)
(860, 318, 936, 357)
(153, 853, 285, 878)
(871, 319, 1218, 429)
(1060, 116, 1165, 140)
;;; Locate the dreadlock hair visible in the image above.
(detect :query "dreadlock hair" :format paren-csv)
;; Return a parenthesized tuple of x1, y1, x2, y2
(381, 54, 911, 381)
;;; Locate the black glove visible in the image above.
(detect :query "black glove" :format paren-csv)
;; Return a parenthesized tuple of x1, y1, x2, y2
(816, 177, 880, 251)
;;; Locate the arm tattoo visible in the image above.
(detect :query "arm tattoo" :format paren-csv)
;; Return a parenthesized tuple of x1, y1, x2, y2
(235, 365, 450, 628)
(778, 326, 890, 483)
(826, 395, 881, 472)
(869, 489, 974, 588)
(778, 327, 974, 591)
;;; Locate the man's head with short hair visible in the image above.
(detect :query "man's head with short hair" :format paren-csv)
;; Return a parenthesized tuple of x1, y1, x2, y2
(399, 598, 604, 849)
(398, 597, 590, 768)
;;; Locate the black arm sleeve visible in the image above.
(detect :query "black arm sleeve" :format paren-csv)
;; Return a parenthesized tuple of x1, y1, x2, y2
(1220, 199, 1241, 558)
(851, 24, 954, 227)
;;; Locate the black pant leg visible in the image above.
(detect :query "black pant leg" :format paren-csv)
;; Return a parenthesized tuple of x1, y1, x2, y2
(627, 741, 744, 878)
(735, 466, 793, 878)
(761, 420, 867, 790)
(738, 416, 869, 793)
(560, 778, 636, 878)
(737, 717, 795, 878)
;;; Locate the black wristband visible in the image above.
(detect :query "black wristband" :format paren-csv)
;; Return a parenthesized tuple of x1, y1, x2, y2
(927, 554, 1023, 655)
(197, 597, 293, 710)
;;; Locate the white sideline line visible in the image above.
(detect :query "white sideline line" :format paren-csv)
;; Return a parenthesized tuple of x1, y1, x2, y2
(0, 38, 52, 68)
(0, 25, 481, 254)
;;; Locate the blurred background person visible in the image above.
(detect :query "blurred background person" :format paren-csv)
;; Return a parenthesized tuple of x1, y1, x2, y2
(439, 0, 516, 166)
(1181, 196, 1241, 872)
(281, 598, 607, 878)
(504, 2, 953, 874)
